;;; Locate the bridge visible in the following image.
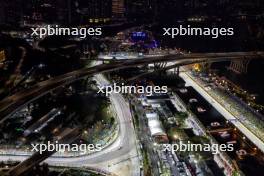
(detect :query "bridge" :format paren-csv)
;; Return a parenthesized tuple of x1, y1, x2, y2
(0, 51, 263, 123)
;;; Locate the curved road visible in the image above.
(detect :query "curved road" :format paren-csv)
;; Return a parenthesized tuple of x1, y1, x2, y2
(1, 51, 263, 123)
(0, 74, 139, 175)
(0, 52, 263, 175)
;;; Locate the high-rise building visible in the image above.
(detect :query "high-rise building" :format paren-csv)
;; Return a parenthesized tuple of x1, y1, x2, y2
(112, 0, 125, 21)
(78, 0, 112, 24)
(55, 0, 112, 25)
(0, 50, 6, 63)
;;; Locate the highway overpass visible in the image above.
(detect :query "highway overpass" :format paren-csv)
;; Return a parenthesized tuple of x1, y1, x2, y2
(0, 51, 264, 123)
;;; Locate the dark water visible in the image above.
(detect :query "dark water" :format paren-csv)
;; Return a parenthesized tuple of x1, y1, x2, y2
(175, 86, 264, 176)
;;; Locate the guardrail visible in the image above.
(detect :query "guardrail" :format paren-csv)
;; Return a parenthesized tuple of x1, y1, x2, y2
(50, 165, 117, 176)
(0, 123, 118, 158)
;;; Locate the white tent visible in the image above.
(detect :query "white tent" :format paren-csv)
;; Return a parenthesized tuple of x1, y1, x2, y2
(148, 119, 166, 136)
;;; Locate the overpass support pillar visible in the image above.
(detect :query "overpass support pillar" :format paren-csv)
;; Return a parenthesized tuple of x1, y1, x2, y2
(228, 59, 251, 74)
(177, 66, 180, 76)
(173, 66, 180, 76)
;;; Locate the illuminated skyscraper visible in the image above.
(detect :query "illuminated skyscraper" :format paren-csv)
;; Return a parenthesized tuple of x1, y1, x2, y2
(55, 0, 112, 25)
(0, 50, 6, 63)
(78, 0, 112, 24)
(112, 0, 125, 20)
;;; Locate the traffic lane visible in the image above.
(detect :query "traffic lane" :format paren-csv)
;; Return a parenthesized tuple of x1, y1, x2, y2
(165, 151, 180, 176)
(47, 94, 134, 165)
(1, 74, 133, 164)
(133, 100, 160, 176)
(0, 92, 134, 166)
(7, 127, 81, 176)
(1, 51, 260, 113)
(0, 61, 227, 121)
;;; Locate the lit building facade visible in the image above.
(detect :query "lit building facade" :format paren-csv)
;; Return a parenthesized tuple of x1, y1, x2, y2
(0, 50, 6, 63)
(112, 0, 125, 21)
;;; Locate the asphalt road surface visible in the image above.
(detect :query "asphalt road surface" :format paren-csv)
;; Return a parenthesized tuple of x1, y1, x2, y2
(0, 74, 140, 176)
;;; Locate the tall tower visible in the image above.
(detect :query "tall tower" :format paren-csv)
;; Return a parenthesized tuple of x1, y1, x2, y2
(76, 0, 112, 24)
(0, 50, 6, 63)
(112, 0, 125, 21)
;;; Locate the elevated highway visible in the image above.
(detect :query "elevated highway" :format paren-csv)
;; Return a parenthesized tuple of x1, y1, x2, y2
(0, 51, 263, 123)
(0, 74, 139, 176)
(0, 51, 264, 175)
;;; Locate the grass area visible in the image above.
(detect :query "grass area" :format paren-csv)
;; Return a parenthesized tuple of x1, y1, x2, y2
(175, 112, 188, 127)
(167, 127, 188, 141)
(133, 109, 140, 128)
(142, 150, 152, 176)
(51, 166, 104, 176)
(81, 103, 117, 145)
(60, 169, 102, 176)
(167, 111, 213, 163)
(95, 105, 115, 125)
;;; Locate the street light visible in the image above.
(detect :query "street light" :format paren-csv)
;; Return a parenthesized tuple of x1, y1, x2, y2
(173, 134, 178, 140)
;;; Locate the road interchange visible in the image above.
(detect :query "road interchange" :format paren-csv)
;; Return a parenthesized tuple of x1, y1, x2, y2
(1, 51, 263, 123)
